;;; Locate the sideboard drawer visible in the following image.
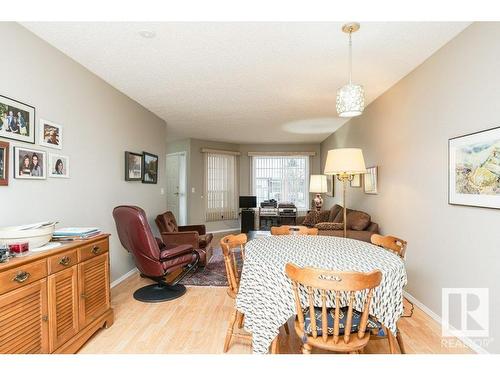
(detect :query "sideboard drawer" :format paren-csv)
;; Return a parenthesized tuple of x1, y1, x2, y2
(48, 250, 78, 275)
(78, 239, 109, 262)
(0, 259, 48, 295)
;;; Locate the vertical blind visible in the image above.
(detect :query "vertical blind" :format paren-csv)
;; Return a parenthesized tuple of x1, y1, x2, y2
(252, 155, 309, 209)
(204, 152, 238, 222)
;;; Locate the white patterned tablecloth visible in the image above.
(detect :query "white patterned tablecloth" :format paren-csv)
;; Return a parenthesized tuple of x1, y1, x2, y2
(235, 235, 407, 354)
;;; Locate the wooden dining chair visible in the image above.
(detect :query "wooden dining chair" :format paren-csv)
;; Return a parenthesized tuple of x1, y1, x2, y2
(285, 263, 382, 354)
(270, 225, 291, 235)
(221, 233, 290, 353)
(220, 233, 247, 298)
(296, 226, 319, 236)
(271, 226, 318, 236)
(371, 234, 407, 259)
(370, 233, 408, 353)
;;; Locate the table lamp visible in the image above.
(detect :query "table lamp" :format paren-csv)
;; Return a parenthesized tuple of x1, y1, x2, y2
(324, 148, 366, 238)
(309, 175, 328, 211)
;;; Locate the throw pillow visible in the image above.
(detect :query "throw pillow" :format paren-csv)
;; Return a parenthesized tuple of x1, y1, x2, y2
(319, 210, 330, 222)
(302, 210, 320, 227)
(328, 204, 343, 222)
(314, 222, 344, 231)
(347, 211, 371, 231)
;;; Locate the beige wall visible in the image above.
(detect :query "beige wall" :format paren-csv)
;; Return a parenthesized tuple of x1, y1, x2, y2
(0, 23, 167, 282)
(167, 139, 321, 231)
(320, 22, 500, 353)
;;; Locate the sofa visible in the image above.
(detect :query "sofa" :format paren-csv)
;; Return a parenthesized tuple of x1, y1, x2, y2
(296, 204, 379, 243)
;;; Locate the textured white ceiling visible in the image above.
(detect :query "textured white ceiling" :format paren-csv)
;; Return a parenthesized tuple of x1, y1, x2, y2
(22, 22, 470, 144)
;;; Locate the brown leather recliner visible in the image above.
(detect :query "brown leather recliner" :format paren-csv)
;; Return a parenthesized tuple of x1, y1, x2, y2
(155, 211, 213, 266)
(113, 205, 199, 302)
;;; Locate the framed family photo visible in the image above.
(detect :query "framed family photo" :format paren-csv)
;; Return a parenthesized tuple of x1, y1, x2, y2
(0, 141, 9, 186)
(48, 153, 70, 178)
(0, 95, 35, 144)
(125, 151, 143, 181)
(449, 126, 500, 209)
(14, 146, 46, 180)
(39, 119, 63, 149)
(363, 166, 378, 194)
(142, 152, 158, 184)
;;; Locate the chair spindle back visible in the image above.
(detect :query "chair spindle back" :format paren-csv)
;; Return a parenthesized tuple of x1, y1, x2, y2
(285, 263, 382, 345)
(220, 234, 247, 298)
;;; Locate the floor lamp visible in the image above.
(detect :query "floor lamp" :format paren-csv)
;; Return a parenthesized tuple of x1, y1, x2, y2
(324, 148, 366, 238)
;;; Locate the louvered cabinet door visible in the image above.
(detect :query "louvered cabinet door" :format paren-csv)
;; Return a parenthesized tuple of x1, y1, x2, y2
(48, 266, 79, 352)
(0, 280, 49, 353)
(78, 252, 110, 329)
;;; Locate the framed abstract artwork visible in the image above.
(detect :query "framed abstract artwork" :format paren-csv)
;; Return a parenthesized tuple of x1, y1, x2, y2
(363, 166, 378, 194)
(449, 126, 500, 209)
(0, 95, 35, 144)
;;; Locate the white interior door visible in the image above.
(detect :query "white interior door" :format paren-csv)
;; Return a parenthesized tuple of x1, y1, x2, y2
(166, 152, 187, 225)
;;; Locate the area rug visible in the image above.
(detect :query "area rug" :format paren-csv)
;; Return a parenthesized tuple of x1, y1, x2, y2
(181, 247, 238, 287)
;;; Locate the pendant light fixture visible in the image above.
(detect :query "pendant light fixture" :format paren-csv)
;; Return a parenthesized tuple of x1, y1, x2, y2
(336, 22, 365, 118)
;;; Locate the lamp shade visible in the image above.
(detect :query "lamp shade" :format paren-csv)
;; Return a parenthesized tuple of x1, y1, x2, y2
(309, 175, 328, 193)
(324, 148, 367, 175)
(336, 83, 365, 118)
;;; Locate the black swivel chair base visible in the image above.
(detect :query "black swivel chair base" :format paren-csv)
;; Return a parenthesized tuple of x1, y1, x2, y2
(133, 283, 187, 303)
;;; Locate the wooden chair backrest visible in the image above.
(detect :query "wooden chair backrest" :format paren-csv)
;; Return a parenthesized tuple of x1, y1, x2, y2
(296, 227, 319, 236)
(270, 226, 291, 235)
(285, 263, 382, 345)
(220, 234, 247, 297)
(271, 226, 319, 236)
(371, 234, 407, 258)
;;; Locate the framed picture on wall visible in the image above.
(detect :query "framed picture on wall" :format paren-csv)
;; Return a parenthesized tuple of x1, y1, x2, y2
(325, 175, 335, 197)
(449, 126, 500, 209)
(142, 151, 158, 184)
(0, 95, 35, 144)
(125, 151, 143, 181)
(14, 146, 46, 179)
(48, 153, 70, 178)
(0, 140, 9, 186)
(350, 174, 362, 188)
(363, 166, 378, 194)
(39, 119, 63, 149)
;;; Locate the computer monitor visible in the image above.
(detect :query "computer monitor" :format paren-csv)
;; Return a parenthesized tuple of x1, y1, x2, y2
(239, 196, 257, 209)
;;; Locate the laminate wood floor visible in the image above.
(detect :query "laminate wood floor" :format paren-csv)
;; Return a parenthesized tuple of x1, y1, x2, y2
(79, 272, 473, 354)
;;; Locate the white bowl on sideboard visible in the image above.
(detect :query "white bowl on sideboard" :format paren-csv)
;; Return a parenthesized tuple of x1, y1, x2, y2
(0, 223, 56, 250)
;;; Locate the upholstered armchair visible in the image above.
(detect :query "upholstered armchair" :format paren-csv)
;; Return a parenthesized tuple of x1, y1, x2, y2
(113, 205, 199, 302)
(155, 211, 213, 266)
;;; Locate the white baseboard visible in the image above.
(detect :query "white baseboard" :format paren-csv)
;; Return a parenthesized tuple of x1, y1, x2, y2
(111, 267, 138, 289)
(403, 290, 489, 354)
(209, 227, 240, 234)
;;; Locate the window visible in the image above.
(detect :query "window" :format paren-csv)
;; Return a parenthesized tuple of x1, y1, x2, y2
(252, 155, 309, 209)
(204, 152, 238, 221)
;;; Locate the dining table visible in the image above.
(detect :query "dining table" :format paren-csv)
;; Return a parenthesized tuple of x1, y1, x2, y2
(235, 234, 407, 354)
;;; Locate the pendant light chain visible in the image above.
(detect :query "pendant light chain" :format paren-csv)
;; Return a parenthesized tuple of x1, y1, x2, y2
(348, 29, 353, 84)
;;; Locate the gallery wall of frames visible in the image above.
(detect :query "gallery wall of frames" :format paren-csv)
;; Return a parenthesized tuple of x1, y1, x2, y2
(0, 94, 69, 185)
(0, 94, 160, 187)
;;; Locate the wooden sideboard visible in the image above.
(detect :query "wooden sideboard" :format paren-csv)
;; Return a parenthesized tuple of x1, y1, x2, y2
(0, 234, 114, 354)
